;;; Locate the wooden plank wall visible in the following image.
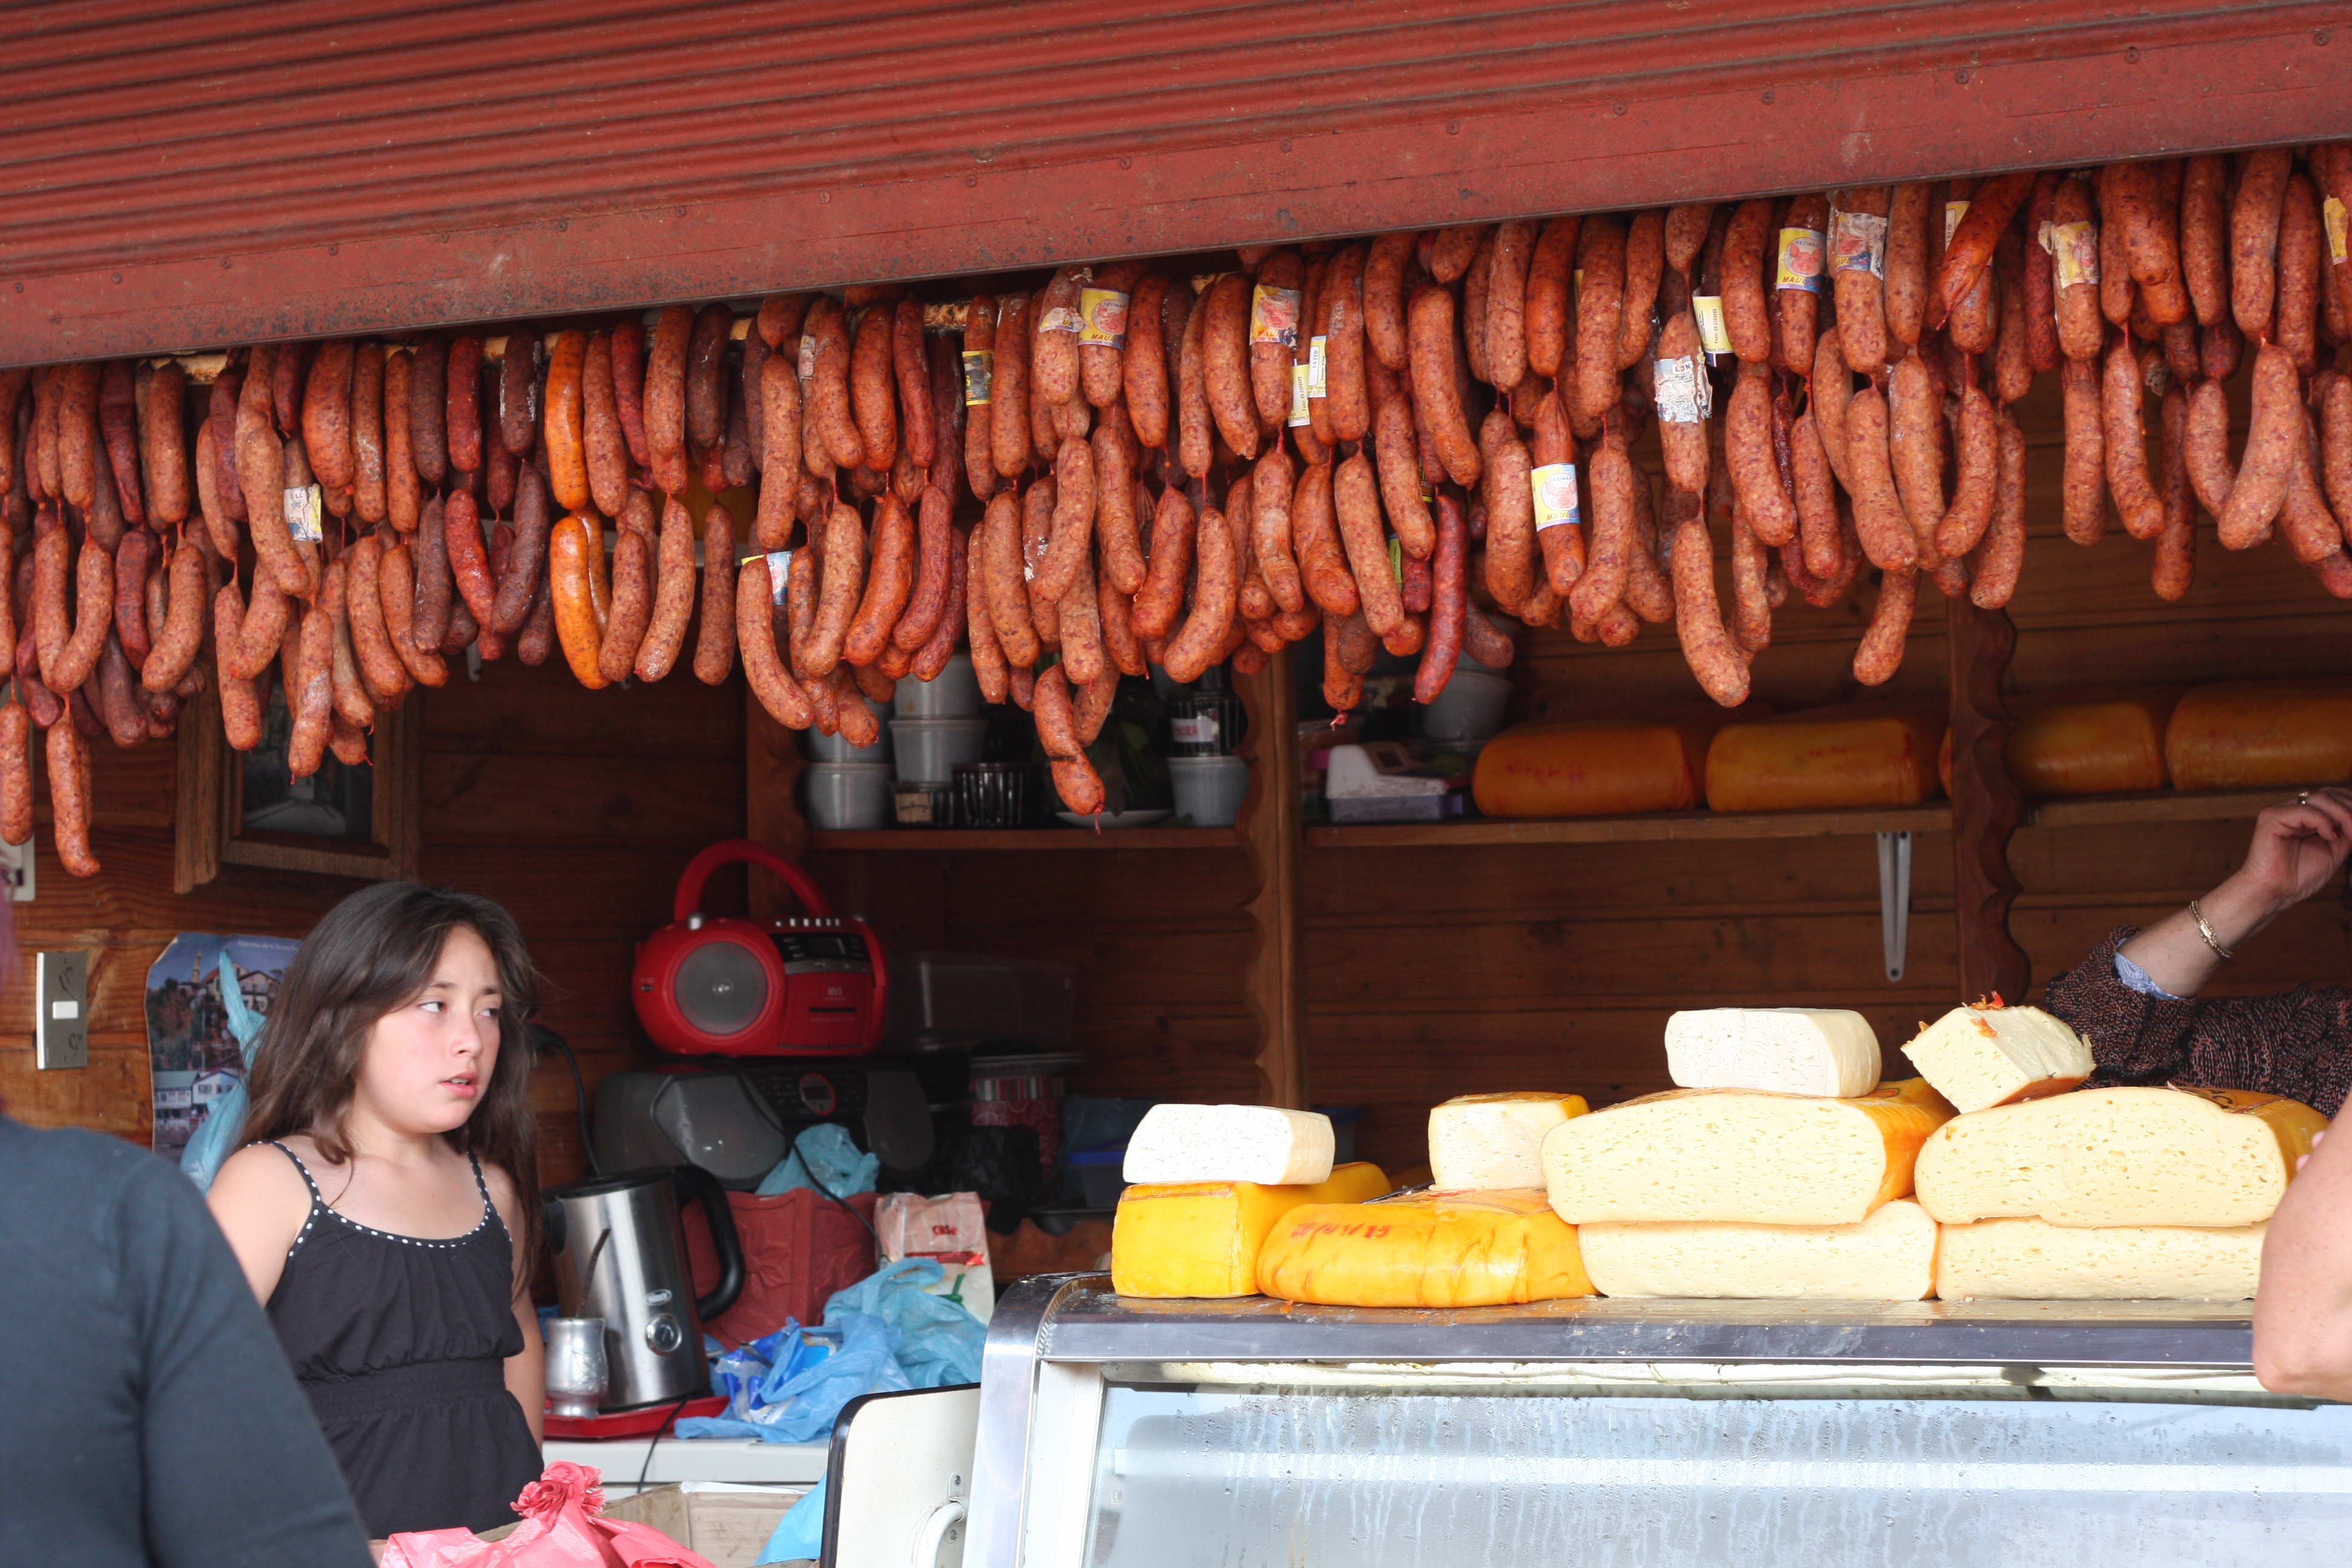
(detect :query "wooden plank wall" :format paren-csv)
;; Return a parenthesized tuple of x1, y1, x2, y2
(0, 660, 743, 1191)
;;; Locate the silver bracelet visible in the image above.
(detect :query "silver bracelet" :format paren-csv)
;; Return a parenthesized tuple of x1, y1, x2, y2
(2189, 898, 2236, 962)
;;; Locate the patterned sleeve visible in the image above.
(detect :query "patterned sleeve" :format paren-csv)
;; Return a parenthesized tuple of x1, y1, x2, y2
(2045, 925, 2352, 1117)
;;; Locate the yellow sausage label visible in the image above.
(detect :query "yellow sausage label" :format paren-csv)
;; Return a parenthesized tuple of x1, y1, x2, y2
(1077, 289, 1129, 347)
(1287, 363, 1312, 428)
(2326, 197, 2348, 265)
(1250, 284, 1302, 348)
(1944, 198, 1969, 246)
(1530, 463, 1581, 530)
(1776, 227, 1826, 292)
(1691, 295, 1733, 355)
(961, 350, 994, 406)
(2050, 220, 2100, 288)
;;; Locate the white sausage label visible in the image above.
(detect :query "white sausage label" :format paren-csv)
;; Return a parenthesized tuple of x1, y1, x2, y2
(1829, 210, 1888, 278)
(766, 549, 792, 604)
(1653, 356, 1706, 423)
(1944, 200, 1969, 245)
(1530, 463, 1581, 531)
(1691, 296, 1733, 355)
(283, 483, 323, 543)
(1307, 337, 1328, 398)
(1287, 364, 1312, 428)
(799, 335, 817, 381)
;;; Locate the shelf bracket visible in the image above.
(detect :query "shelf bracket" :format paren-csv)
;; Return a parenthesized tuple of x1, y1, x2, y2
(1877, 831, 1912, 983)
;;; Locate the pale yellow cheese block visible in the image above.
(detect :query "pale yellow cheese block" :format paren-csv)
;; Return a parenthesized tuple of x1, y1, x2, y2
(1123, 1104, 1334, 1186)
(1579, 1200, 1938, 1300)
(1428, 1092, 1590, 1191)
(1255, 1187, 1594, 1307)
(1913, 1085, 2326, 1228)
(1110, 1163, 1391, 1298)
(1935, 1217, 2265, 1301)
(1900, 1002, 2093, 1113)
(1665, 1007, 1883, 1099)
(1541, 1078, 1955, 1226)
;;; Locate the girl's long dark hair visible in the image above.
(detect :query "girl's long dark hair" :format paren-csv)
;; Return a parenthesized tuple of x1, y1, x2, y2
(242, 881, 543, 1278)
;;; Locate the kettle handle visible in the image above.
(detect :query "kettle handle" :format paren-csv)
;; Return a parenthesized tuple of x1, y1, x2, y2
(672, 1163, 745, 1324)
(672, 838, 836, 923)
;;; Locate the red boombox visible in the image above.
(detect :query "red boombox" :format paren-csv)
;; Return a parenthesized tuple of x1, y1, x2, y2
(630, 840, 888, 1057)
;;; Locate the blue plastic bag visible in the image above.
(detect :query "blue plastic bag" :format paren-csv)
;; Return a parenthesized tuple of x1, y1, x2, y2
(755, 1473, 827, 1564)
(756, 1122, 880, 1198)
(675, 1311, 909, 1445)
(825, 1258, 985, 1388)
(179, 955, 266, 1193)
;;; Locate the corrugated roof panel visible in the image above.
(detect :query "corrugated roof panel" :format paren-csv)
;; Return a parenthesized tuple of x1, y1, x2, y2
(1, 1, 2344, 362)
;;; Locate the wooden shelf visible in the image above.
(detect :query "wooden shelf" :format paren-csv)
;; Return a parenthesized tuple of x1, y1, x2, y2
(808, 826, 1242, 851)
(2024, 786, 2298, 829)
(1306, 804, 1953, 848)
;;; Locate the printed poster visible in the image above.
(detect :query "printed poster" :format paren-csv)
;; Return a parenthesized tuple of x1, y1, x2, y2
(146, 933, 301, 1160)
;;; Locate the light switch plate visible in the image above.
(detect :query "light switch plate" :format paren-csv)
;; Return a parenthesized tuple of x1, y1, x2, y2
(0, 834, 33, 901)
(36, 950, 88, 1070)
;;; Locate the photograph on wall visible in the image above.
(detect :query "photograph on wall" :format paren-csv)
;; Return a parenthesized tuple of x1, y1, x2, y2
(145, 933, 301, 1160)
(241, 685, 374, 842)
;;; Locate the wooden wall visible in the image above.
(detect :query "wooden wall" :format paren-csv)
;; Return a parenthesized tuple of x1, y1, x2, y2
(0, 659, 743, 1191)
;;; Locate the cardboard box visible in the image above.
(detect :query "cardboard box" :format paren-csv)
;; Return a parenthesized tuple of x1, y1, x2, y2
(481, 1483, 809, 1567)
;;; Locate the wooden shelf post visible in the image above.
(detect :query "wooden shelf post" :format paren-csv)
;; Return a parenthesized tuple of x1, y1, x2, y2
(745, 688, 808, 920)
(1945, 596, 2032, 1002)
(1235, 649, 1308, 1109)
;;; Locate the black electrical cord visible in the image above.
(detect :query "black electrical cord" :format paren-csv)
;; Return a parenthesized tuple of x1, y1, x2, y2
(536, 1027, 599, 1176)
(636, 1394, 697, 1497)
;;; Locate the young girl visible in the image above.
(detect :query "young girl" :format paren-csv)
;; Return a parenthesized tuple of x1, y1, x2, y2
(209, 881, 546, 1540)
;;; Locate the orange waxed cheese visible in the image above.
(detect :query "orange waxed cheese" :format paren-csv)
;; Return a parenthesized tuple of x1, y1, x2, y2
(1938, 687, 2184, 797)
(1472, 710, 1737, 817)
(2164, 681, 2352, 791)
(1255, 1187, 1595, 1307)
(1705, 702, 1945, 813)
(1110, 1163, 1391, 1298)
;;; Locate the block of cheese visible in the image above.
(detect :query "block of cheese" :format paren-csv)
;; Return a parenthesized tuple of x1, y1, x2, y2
(1935, 1217, 2265, 1301)
(1123, 1105, 1335, 1186)
(2165, 681, 2352, 791)
(1428, 1093, 1590, 1190)
(1704, 702, 1946, 813)
(1579, 1200, 1938, 1300)
(1255, 1188, 1595, 1307)
(1899, 1002, 2093, 1113)
(1110, 1163, 1391, 1298)
(1913, 1086, 2327, 1228)
(1938, 688, 2185, 799)
(1541, 1078, 1955, 1226)
(1665, 1008, 1883, 1099)
(1471, 711, 1736, 818)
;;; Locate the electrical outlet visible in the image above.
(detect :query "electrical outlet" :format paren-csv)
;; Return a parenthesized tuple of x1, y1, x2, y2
(36, 950, 88, 1071)
(0, 834, 33, 902)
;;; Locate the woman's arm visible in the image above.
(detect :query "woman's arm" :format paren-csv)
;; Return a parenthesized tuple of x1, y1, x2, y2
(204, 1142, 316, 1305)
(2255, 1128, 2352, 1398)
(485, 1163, 545, 1445)
(2120, 788, 2352, 998)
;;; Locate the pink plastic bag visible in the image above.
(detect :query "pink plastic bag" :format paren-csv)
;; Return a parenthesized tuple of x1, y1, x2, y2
(381, 1462, 716, 1568)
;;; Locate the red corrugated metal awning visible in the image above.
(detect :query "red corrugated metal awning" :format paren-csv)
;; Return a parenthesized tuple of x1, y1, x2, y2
(2, 1, 2346, 362)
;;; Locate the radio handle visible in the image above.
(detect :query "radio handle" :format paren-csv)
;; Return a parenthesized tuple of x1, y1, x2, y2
(671, 838, 837, 923)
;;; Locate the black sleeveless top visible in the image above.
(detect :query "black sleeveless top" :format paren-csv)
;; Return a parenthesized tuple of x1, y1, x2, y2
(265, 1142, 540, 1538)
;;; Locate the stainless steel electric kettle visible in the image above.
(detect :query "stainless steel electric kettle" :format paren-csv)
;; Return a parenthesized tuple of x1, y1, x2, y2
(544, 1166, 744, 1411)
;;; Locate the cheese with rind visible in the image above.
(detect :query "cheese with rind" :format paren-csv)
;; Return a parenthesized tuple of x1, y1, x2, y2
(1255, 1187, 1595, 1307)
(1913, 1086, 2325, 1228)
(1110, 1163, 1391, 1298)
(1470, 711, 1733, 818)
(1900, 1003, 2092, 1113)
(1665, 1008, 1883, 1099)
(1123, 1104, 1335, 1186)
(1541, 1079, 1955, 1226)
(1579, 1199, 1938, 1300)
(1704, 702, 1945, 813)
(2164, 681, 2352, 791)
(1428, 1092, 1590, 1190)
(1935, 1217, 2265, 1301)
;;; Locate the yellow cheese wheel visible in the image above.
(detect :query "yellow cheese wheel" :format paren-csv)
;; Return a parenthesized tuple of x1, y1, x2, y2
(1471, 710, 1736, 818)
(2164, 681, 2352, 791)
(1109, 1163, 1390, 1298)
(1705, 702, 1946, 813)
(1255, 1187, 1595, 1307)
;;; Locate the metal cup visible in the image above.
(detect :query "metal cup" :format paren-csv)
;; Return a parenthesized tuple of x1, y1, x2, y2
(544, 1316, 609, 1419)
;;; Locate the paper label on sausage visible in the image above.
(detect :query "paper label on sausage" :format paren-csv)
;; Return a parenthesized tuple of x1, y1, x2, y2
(1828, 210, 1888, 277)
(2050, 220, 2100, 288)
(1287, 364, 1312, 427)
(1691, 296, 1733, 355)
(1653, 356, 1705, 423)
(1037, 305, 1084, 337)
(1077, 289, 1129, 347)
(1387, 536, 1403, 586)
(1250, 285, 1302, 348)
(1775, 227, 1826, 292)
(1944, 199, 1969, 245)
(766, 549, 792, 604)
(2326, 197, 2348, 265)
(961, 350, 995, 407)
(283, 484, 322, 543)
(1307, 337, 1328, 398)
(798, 335, 817, 381)
(1530, 463, 1581, 531)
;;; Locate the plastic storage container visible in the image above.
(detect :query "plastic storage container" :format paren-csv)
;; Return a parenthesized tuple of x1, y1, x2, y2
(1064, 1143, 1130, 1207)
(1421, 669, 1512, 743)
(892, 716, 991, 785)
(803, 761, 893, 829)
(804, 699, 893, 762)
(1168, 690, 1246, 756)
(1168, 754, 1251, 827)
(884, 951, 1080, 1050)
(893, 654, 984, 719)
(955, 762, 1047, 828)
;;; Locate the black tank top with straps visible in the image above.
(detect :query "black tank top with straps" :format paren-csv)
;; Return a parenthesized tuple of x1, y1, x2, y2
(264, 1141, 540, 1538)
